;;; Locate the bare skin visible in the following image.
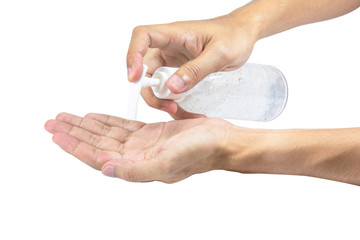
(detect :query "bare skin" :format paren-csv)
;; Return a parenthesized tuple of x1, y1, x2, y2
(128, 18, 256, 119)
(127, 0, 360, 118)
(45, 1, 360, 185)
(45, 113, 234, 183)
(45, 113, 360, 185)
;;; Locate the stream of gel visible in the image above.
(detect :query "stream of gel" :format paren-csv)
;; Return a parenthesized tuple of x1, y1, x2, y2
(127, 65, 160, 120)
(127, 82, 141, 120)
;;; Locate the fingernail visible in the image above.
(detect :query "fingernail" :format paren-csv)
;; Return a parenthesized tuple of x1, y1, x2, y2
(168, 75, 185, 92)
(103, 165, 115, 177)
(127, 67, 133, 81)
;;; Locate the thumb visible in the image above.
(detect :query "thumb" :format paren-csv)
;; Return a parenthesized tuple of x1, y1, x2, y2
(167, 48, 224, 94)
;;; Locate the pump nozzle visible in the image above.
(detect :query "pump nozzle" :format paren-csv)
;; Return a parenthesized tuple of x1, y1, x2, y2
(142, 76, 160, 88)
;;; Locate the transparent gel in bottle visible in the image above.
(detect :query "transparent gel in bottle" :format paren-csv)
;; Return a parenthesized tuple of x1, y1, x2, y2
(128, 63, 288, 121)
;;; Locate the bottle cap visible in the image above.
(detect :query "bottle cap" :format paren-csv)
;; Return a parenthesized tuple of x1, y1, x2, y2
(151, 67, 184, 100)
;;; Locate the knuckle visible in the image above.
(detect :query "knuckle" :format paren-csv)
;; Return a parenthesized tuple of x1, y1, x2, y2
(182, 63, 202, 84)
(214, 43, 234, 63)
(122, 167, 139, 182)
(132, 25, 147, 35)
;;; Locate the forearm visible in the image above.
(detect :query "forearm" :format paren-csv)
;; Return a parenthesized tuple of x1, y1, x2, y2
(224, 127, 360, 185)
(229, 0, 360, 39)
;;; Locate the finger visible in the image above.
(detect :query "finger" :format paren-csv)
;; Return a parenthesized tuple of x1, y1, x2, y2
(166, 45, 226, 94)
(46, 119, 125, 152)
(45, 119, 71, 134)
(141, 87, 178, 114)
(56, 112, 132, 140)
(84, 113, 145, 132)
(100, 151, 163, 182)
(141, 47, 203, 118)
(143, 48, 164, 74)
(52, 132, 109, 170)
(142, 48, 179, 114)
(127, 25, 171, 82)
(169, 105, 206, 120)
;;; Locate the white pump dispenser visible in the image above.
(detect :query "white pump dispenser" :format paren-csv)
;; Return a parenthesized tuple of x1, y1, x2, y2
(150, 66, 184, 100)
(128, 63, 288, 121)
(127, 65, 183, 120)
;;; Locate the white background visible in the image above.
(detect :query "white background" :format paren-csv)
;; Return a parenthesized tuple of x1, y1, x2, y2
(1, 0, 359, 239)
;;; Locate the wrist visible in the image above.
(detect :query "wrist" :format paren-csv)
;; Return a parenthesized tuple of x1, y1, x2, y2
(221, 127, 309, 176)
(226, 0, 296, 40)
(219, 125, 269, 173)
(225, 4, 270, 42)
(220, 125, 360, 185)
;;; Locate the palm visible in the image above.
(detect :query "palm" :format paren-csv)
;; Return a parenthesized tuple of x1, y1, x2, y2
(45, 112, 232, 182)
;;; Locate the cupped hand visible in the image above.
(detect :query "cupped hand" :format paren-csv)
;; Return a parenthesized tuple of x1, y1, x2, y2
(45, 112, 235, 183)
(127, 14, 258, 119)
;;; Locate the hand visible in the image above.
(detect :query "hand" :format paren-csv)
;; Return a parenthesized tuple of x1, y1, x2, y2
(45, 112, 235, 183)
(45, 113, 360, 185)
(127, 13, 259, 119)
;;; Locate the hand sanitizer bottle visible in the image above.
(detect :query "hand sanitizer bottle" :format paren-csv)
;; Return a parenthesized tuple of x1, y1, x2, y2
(128, 63, 288, 121)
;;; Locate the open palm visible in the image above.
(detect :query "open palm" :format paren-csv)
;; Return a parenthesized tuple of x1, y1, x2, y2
(45, 113, 233, 183)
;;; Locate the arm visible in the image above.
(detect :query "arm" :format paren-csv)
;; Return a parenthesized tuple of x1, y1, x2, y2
(224, 127, 360, 185)
(45, 113, 360, 185)
(127, 0, 360, 119)
(231, 0, 360, 39)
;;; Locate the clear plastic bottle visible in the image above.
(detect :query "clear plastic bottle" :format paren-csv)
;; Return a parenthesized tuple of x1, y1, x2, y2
(128, 63, 288, 121)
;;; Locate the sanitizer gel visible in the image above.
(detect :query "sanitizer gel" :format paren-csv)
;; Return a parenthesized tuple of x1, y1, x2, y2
(128, 63, 288, 121)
